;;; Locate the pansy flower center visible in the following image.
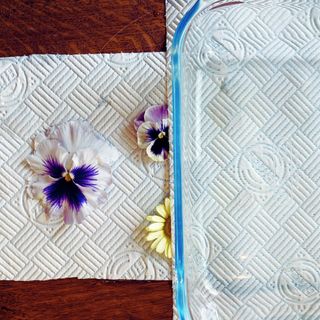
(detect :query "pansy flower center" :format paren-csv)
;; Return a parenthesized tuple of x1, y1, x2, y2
(63, 171, 74, 182)
(164, 216, 171, 238)
(158, 131, 166, 139)
(43, 157, 99, 212)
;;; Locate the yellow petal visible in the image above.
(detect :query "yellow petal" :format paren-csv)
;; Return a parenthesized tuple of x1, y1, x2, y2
(146, 215, 165, 223)
(151, 236, 163, 250)
(165, 242, 170, 258)
(156, 237, 167, 254)
(146, 230, 164, 241)
(146, 222, 165, 232)
(156, 204, 168, 219)
(164, 198, 171, 215)
(167, 243, 172, 259)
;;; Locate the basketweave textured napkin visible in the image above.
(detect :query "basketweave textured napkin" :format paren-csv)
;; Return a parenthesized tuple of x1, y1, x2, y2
(0, 52, 170, 280)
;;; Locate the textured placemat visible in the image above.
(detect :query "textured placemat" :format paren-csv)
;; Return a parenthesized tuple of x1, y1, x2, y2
(0, 52, 171, 280)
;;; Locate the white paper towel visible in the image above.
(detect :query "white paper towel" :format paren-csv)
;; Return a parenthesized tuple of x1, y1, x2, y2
(0, 52, 171, 280)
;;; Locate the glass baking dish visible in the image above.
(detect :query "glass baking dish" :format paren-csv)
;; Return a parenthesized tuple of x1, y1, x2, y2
(172, 0, 320, 319)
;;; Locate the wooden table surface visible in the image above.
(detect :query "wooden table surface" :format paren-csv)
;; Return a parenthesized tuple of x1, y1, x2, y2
(0, 1, 172, 319)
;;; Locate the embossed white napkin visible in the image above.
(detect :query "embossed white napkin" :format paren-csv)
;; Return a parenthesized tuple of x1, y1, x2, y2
(0, 52, 170, 280)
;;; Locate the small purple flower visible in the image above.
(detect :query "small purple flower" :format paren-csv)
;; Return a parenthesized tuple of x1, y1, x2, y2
(43, 159, 98, 212)
(135, 105, 169, 162)
(27, 121, 118, 224)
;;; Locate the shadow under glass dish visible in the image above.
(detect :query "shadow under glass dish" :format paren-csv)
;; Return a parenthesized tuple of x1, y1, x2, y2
(172, 1, 320, 319)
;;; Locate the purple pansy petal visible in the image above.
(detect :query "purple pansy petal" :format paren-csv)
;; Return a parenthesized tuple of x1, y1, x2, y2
(44, 178, 87, 212)
(144, 105, 168, 123)
(134, 111, 145, 131)
(72, 164, 99, 188)
(137, 121, 161, 149)
(43, 157, 65, 179)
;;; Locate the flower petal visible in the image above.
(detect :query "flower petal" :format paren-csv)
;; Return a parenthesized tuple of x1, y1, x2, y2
(26, 154, 45, 174)
(95, 142, 119, 166)
(134, 111, 145, 131)
(36, 139, 67, 161)
(166, 243, 172, 259)
(146, 222, 165, 232)
(144, 105, 168, 123)
(151, 236, 163, 250)
(45, 203, 64, 217)
(146, 230, 164, 241)
(48, 121, 94, 153)
(72, 164, 99, 188)
(96, 165, 112, 190)
(43, 157, 66, 179)
(28, 139, 68, 174)
(164, 198, 171, 215)
(146, 138, 168, 162)
(156, 237, 167, 254)
(137, 122, 160, 149)
(28, 175, 53, 200)
(43, 178, 87, 212)
(62, 203, 90, 224)
(156, 204, 168, 219)
(146, 215, 165, 223)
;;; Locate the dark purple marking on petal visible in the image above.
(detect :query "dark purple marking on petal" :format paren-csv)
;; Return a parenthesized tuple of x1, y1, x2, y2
(44, 178, 86, 212)
(151, 137, 169, 157)
(149, 124, 169, 158)
(72, 164, 99, 188)
(147, 127, 160, 141)
(43, 157, 65, 179)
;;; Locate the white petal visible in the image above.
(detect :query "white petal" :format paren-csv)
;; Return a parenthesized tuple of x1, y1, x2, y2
(137, 121, 159, 149)
(96, 165, 112, 190)
(79, 186, 100, 208)
(146, 141, 167, 162)
(71, 149, 99, 168)
(96, 142, 119, 166)
(35, 139, 69, 166)
(28, 175, 53, 200)
(26, 154, 45, 174)
(63, 202, 91, 225)
(49, 121, 98, 153)
(45, 204, 64, 218)
(33, 132, 46, 151)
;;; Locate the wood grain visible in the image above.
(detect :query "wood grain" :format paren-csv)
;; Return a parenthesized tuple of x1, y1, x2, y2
(0, 0, 166, 56)
(0, 1, 171, 319)
(0, 279, 173, 320)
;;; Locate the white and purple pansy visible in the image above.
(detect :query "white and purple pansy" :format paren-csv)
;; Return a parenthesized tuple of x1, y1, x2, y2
(27, 121, 118, 224)
(134, 105, 169, 162)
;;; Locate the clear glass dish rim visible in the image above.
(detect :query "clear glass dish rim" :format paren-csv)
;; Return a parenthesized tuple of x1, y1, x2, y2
(172, 1, 249, 319)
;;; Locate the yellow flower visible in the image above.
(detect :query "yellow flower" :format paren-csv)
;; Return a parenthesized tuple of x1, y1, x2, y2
(146, 198, 172, 259)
